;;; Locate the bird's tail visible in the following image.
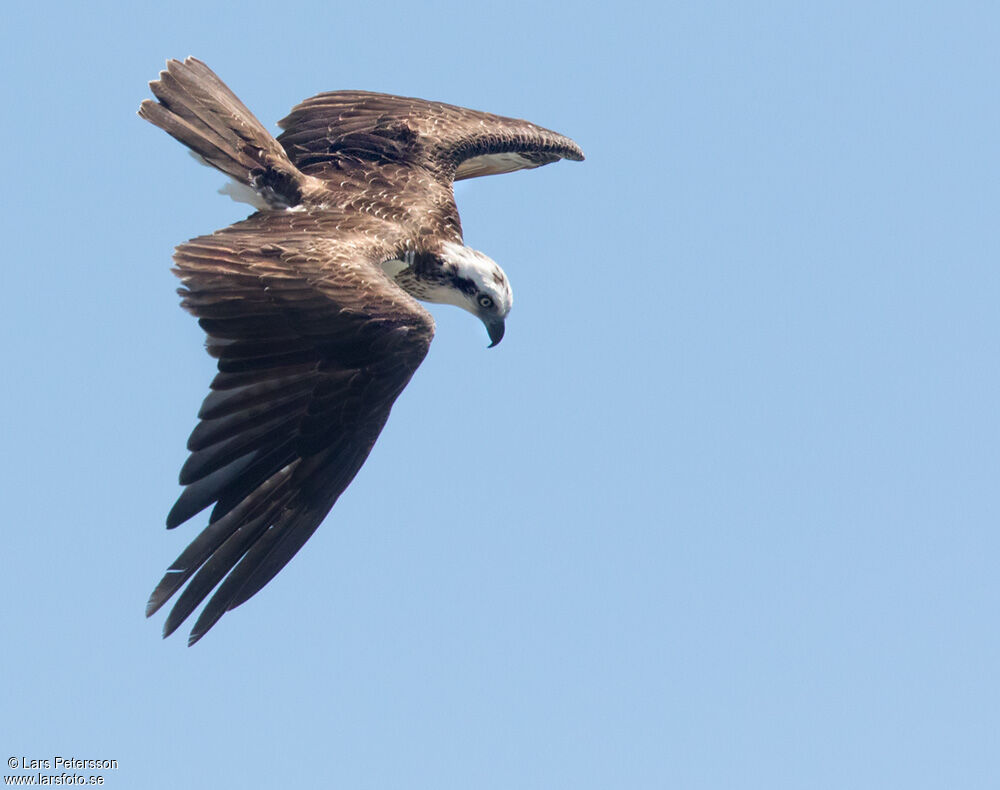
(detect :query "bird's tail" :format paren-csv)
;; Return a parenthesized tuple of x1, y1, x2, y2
(139, 57, 310, 208)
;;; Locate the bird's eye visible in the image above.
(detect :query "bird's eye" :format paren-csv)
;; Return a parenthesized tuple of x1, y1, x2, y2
(478, 295, 494, 309)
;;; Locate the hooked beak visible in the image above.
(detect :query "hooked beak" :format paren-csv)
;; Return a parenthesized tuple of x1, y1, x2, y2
(485, 318, 506, 348)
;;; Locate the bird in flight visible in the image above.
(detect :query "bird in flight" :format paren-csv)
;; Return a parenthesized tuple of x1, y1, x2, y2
(139, 58, 583, 644)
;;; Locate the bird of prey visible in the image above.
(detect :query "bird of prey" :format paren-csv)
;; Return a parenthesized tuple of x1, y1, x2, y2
(138, 58, 583, 644)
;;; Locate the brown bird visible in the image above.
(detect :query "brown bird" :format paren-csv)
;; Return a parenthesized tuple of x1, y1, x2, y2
(139, 57, 583, 644)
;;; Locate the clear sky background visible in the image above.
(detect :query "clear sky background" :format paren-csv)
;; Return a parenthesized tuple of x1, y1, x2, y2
(2, 1, 997, 787)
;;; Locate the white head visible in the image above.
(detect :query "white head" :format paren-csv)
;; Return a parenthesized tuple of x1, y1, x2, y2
(394, 241, 513, 346)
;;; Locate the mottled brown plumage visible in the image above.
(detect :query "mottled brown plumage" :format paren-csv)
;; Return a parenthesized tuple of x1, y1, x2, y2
(139, 57, 583, 643)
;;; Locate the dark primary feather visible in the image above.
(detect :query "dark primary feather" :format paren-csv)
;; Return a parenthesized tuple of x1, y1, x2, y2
(146, 212, 434, 644)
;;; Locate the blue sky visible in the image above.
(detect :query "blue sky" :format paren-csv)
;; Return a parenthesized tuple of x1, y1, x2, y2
(2, 1, 998, 787)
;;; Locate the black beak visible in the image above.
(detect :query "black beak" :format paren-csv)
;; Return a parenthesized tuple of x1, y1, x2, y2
(486, 319, 505, 348)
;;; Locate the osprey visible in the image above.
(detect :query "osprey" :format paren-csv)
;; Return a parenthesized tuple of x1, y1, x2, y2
(139, 58, 583, 644)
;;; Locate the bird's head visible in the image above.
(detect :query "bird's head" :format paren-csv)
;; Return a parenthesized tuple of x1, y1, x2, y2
(437, 242, 512, 347)
(390, 242, 513, 346)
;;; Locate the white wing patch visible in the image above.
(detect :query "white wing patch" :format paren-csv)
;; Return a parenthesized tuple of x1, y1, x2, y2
(455, 152, 543, 180)
(379, 255, 409, 279)
(186, 151, 272, 210)
(218, 180, 271, 210)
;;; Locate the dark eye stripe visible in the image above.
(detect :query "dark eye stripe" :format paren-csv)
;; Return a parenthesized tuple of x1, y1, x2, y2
(449, 275, 477, 296)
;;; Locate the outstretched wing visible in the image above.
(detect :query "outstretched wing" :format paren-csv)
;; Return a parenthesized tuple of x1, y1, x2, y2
(147, 210, 434, 644)
(275, 90, 584, 183)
